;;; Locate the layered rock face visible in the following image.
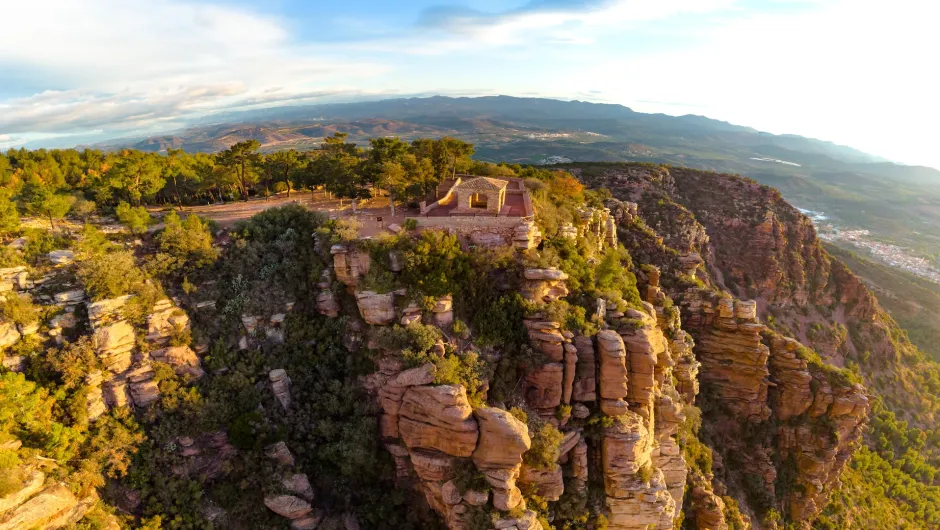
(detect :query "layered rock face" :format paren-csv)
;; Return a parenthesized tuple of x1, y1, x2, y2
(571, 163, 881, 528)
(330, 244, 371, 288)
(692, 296, 772, 423)
(0, 478, 113, 530)
(599, 303, 694, 530)
(768, 335, 868, 522)
(83, 296, 201, 415)
(674, 287, 870, 527)
(350, 250, 697, 530)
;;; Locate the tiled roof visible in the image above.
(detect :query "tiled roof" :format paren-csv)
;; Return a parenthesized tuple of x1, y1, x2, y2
(457, 177, 509, 191)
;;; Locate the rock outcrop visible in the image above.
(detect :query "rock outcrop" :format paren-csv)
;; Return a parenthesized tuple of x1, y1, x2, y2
(354, 290, 396, 325)
(399, 385, 479, 457)
(520, 268, 569, 304)
(331, 244, 370, 288)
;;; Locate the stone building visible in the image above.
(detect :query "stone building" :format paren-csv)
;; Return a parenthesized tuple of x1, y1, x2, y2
(409, 174, 538, 248)
(452, 177, 508, 215)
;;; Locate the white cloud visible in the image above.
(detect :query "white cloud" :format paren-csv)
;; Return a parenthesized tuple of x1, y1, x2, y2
(348, 0, 739, 54)
(0, 0, 387, 135)
(550, 0, 940, 166)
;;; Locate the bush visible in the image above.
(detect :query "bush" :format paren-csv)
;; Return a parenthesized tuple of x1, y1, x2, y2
(21, 227, 68, 261)
(377, 323, 442, 356)
(0, 247, 24, 268)
(155, 211, 219, 275)
(0, 293, 39, 327)
(77, 250, 147, 300)
(403, 218, 418, 231)
(433, 351, 486, 406)
(523, 415, 564, 469)
(71, 197, 97, 221)
(115, 201, 152, 235)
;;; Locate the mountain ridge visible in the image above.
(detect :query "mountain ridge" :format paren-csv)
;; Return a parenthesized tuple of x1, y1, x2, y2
(89, 95, 889, 166)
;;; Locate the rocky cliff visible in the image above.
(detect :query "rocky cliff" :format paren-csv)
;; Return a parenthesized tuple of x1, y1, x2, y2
(306, 182, 873, 530)
(565, 163, 940, 528)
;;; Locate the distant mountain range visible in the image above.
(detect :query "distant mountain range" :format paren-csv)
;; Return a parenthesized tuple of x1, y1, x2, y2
(94, 95, 940, 267)
(100, 95, 887, 165)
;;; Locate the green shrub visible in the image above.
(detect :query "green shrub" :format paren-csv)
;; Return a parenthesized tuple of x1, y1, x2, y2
(452, 458, 490, 494)
(115, 201, 152, 235)
(21, 227, 68, 261)
(0, 247, 24, 268)
(523, 415, 564, 470)
(154, 211, 219, 275)
(0, 293, 39, 327)
(376, 323, 441, 356)
(434, 351, 486, 407)
(0, 462, 24, 497)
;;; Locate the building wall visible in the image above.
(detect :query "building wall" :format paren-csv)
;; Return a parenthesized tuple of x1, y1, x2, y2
(408, 215, 523, 229)
(455, 188, 501, 214)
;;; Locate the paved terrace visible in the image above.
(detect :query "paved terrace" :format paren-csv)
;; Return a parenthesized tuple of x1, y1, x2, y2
(421, 176, 531, 218)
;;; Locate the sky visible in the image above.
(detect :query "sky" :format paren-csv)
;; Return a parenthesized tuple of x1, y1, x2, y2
(1, 0, 938, 167)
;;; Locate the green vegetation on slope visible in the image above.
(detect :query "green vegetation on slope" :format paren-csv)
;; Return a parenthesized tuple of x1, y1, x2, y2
(826, 242, 940, 363)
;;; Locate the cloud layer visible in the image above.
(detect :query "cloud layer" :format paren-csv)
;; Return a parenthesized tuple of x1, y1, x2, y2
(1, 0, 938, 167)
(0, 0, 387, 139)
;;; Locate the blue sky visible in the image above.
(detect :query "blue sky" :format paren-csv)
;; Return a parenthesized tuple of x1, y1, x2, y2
(1, 0, 937, 167)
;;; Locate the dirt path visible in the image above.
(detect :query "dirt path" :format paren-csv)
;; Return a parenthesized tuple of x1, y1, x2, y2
(155, 191, 411, 237)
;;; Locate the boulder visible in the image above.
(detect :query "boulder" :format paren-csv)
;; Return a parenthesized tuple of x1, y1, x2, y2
(126, 364, 160, 407)
(519, 463, 564, 501)
(354, 291, 396, 325)
(263, 495, 313, 520)
(400, 303, 422, 326)
(0, 483, 79, 530)
(269, 369, 292, 409)
(0, 355, 24, 373)
(523, 269, 569, 281)
(151, 346, 204, 379)
(316, 291, 340, 318)
(472, 407, 531, 469)
(409, 449, 455, 482)
(431, 295, 454, 328)
(331, 246, 370, 287)
(395, 363, 437, 387)
(399, 385, 479, 457)
(734, 299, 757, 320)
(0, 320, 20, 349)
(0, 469, 45, 515)
(146, 300, 190, 345)
(266, 441, 295, 467)
(47, 249, 75, 265)
(441, 480, 462, 505)
(521, 269, 569, 304)
(463, 489, 489, 506)
(86, 295, 132, 322)
(513, 221, 542, 250)
(93, 321, 135, 372)
(282, 474, 315, 501)
(102, 379, 132, 408)
(53, 289, 85, 305)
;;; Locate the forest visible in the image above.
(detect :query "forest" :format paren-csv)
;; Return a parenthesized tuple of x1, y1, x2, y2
(0, 135, 506, 219)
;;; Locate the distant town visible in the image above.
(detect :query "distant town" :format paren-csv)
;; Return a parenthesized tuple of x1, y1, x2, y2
(802, 208, 940, 283)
